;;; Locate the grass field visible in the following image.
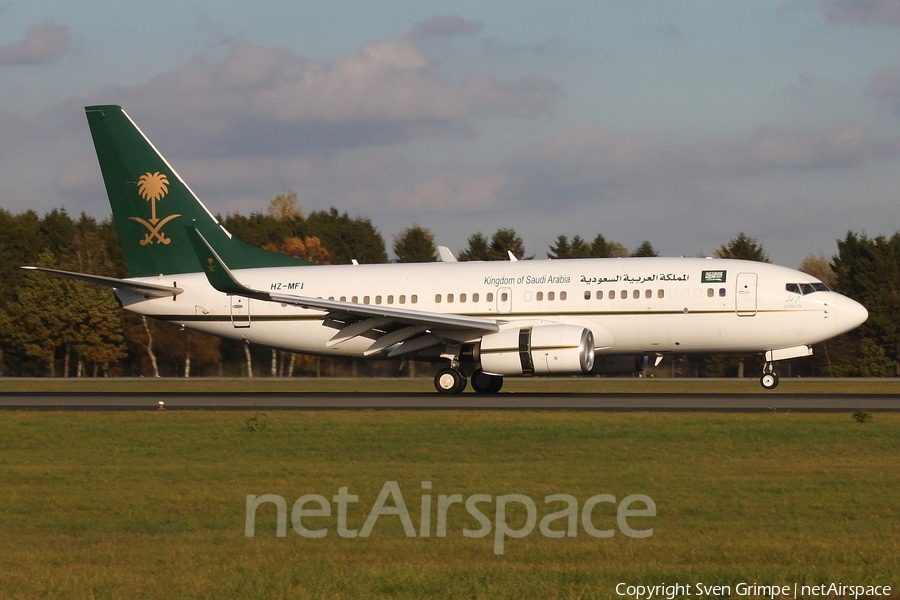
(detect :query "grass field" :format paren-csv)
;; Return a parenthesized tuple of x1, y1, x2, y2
(0, 409, 898, 598)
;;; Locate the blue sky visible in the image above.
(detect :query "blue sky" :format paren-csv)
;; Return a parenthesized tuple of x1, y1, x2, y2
(2, 0, 900, 265)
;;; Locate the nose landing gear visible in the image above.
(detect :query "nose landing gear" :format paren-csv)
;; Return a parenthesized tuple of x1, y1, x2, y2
(760, 363, 779, 390)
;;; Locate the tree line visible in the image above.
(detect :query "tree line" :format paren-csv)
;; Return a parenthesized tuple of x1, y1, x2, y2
(0, 194, 895, 378)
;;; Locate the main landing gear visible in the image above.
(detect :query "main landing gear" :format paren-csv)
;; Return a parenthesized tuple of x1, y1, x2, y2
(433, 367, 504, 394)
(471, 369, 504, 394)
(434, 368, 466, 395)
(760, 362, 779, 390)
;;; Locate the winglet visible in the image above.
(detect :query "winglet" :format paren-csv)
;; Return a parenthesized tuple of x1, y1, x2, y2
(186, 227, 268, 299)
(438, 246, 457, 262)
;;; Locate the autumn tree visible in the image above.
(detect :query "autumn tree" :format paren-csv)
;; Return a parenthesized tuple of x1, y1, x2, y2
(267, 191, 303, 221)
(263, 236, 332, 264)
(799, 254, 836, 288)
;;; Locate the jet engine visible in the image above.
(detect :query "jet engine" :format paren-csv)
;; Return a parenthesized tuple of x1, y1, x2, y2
(478, 324, 595, 376)
(591, 354, 650, 375)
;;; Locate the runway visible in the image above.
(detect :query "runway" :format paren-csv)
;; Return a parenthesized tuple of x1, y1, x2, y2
(1, 392, 899, 411)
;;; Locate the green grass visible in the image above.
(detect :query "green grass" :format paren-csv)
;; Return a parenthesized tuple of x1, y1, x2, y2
(1, 376, 899, 394)
(0, 411, 898, 598)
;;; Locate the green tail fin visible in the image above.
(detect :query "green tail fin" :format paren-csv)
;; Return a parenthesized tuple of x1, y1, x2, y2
(85, 105, 313, 277)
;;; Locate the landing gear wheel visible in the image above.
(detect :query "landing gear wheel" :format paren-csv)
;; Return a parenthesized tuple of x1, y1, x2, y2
(760, 372, 779, 390)
(435, 368, 467, 394)
(471, 369, 504, 394)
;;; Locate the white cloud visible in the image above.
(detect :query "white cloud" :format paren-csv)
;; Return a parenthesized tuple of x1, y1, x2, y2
(86, 40, 560, 157)
(0, 19, 70, 65)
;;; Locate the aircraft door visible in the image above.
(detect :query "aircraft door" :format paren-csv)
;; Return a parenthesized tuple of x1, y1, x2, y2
(735, 273, 758, 317)
(230, 295, 251, 328)
(497, 287, 513, 314)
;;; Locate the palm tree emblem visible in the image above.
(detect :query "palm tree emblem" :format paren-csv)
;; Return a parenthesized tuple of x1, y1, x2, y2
(129, 172, 181, 245)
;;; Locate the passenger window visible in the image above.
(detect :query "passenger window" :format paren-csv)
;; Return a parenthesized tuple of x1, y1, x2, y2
(536, 291, 543, 301)
(633, 289, 640, 299)
(525, 292, 532, 302)
(487, 293, 494, 302)
(364, 296, 370, 304)
(560, 291, 567, 300)
(584, 290, 591, 300)
(375, 295, 382, 304)
(610, 290, 616, 300)
(460, 293, 466, 303)
(352, 296, 359, 303)
(447, 293, 454, 303)
(387, 295, 394, 304)
(412, 295, 418, 304)
(707, 288, 714, 298)
(596, 290, 604, 300)
(501, 292, 509, 302)
(340, 296, 347, 302)
(657, 289, 664, 298)
(435, 294, 441, 303)
(548, 291, 555, 301)
(645, 289, 652, 299)
(399, 295, 406, 304)
(719, 288, 726, 297)
(473, 293, 479, 302)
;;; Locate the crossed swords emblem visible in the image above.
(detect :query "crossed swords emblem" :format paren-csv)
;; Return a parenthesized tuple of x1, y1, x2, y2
(128, 172, 181, 245)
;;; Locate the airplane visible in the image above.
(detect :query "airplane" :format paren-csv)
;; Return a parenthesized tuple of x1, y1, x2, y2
(24, 105, 868, 394)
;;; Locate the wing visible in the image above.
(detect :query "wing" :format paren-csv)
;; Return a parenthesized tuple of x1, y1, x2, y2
(186, 227, 500, 357)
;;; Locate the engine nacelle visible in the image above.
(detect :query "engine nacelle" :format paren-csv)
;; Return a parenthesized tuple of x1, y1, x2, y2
(591, 354, 650, 375)
(479, 325, 595, 376)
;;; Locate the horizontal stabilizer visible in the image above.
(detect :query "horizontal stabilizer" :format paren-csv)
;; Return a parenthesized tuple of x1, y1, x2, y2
(21, 266, 182, 298)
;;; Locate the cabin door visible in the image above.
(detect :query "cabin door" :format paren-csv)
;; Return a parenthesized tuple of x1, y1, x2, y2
(735, 273, 758, 317)
(230, 295, 251, 328)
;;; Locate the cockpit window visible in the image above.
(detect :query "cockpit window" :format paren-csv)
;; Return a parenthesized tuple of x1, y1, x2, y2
(786, 282, 830, 295)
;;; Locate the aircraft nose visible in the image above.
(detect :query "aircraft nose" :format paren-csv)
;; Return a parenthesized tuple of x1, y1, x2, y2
(833, 294, 868, 334)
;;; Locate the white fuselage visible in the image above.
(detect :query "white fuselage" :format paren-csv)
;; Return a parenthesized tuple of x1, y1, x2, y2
(114, 257, 867, 362)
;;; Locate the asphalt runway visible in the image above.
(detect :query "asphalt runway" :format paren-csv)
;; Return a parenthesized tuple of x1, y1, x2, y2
(0, 392, 898, 411)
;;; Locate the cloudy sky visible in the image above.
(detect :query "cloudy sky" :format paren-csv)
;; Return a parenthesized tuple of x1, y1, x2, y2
(2, 1, 900, 266)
